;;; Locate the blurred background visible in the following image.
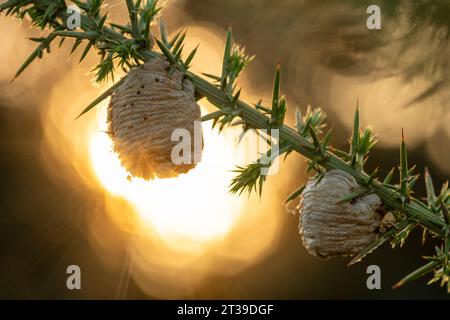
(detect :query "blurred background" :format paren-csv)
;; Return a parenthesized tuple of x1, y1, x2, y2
(0, 0, 450, 299)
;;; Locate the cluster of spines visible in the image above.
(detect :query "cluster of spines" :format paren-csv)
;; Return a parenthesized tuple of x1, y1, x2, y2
(1, 0, 449, 292)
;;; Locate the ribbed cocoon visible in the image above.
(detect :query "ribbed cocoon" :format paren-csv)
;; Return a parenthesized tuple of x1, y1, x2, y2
(107, 57, 203, 180)
(298, 169, 383, 259)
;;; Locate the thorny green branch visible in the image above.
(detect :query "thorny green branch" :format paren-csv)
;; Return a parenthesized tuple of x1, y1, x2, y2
(1, 0, 450, 292)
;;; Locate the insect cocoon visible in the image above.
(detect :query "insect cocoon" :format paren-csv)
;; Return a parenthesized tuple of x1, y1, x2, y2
(107, 57, 203, 180)
(297, 169, 383, 259)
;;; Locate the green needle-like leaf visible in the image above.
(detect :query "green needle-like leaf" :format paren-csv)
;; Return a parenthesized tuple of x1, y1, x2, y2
(425, 167, 437, 209)
(202, 73, 221, 82)
(392, 223, 415, 248)
(271, 63, 281, 123)
(367, 167, 379, 185)
(321, 129, 332, 151)
(110, 23, 132, 34)
(154, 37, 178, 66)
(168, 30, 182, 48)
(229, 163, 265, 196)
(126, 0, 141, 39)
(295, 108, 303, 132)
(350, 103, 359, 166)
(201, 110, 224, 122)
(383, 167, 395, 185)
(276, 97, 287, 126)
(329, 147, 350, 161)
(174, 44, 184, 62)
(285, 184, 307, 204)
(58, 37, 65, 48)
(336, 189, 369, 204)
(393, 260, 439, 289)
(75, 78, 125, 119)
(184, 44, 199, 68)
(80, 41, 94, 62)
(440, 199, 450, 226)
(13, 33, 56, 81)
(300, 116, 312, 137)
(400, 129, 409, 204)
(70, 38, 83, 55)
(255, 100, 271, 114)
(232, 89, 242, 105)
(307, 123, 322, 151)
(221, 28, 232, 90)
(171, 30, 186, 56)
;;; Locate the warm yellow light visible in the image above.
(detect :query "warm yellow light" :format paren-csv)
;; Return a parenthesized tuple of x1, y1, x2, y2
(38, 24, 284, 297)
(89, 107, 244, 244)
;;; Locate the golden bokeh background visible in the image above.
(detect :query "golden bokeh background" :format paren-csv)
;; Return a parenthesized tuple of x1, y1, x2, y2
(0, 0, 449, 299)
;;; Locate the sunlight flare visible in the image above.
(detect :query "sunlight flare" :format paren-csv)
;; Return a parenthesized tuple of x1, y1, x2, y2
(89, 107, 243, 243)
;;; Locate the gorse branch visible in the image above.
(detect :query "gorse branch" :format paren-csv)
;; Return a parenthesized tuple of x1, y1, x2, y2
(2, 0, 450, 292)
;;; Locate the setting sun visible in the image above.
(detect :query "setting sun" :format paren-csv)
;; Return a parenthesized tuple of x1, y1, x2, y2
(37, 26, 283, 298)
(89, 106, 244, 243)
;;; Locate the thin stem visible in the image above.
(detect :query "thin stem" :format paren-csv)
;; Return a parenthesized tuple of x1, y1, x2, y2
(188, 72, 446, 235)
(125, 0, 141, 40)
(2, 0, 449, 290)
(3, 0, 444, 236)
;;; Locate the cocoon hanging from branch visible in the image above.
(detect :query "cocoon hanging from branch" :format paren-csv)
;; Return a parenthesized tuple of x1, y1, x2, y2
(107, 56, 203, 180)
(298, 169, 384, 259)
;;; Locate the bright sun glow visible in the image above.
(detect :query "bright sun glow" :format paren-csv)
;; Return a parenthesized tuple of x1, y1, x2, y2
(37, 26, 283, 297)
(89, 107, 244, 243)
